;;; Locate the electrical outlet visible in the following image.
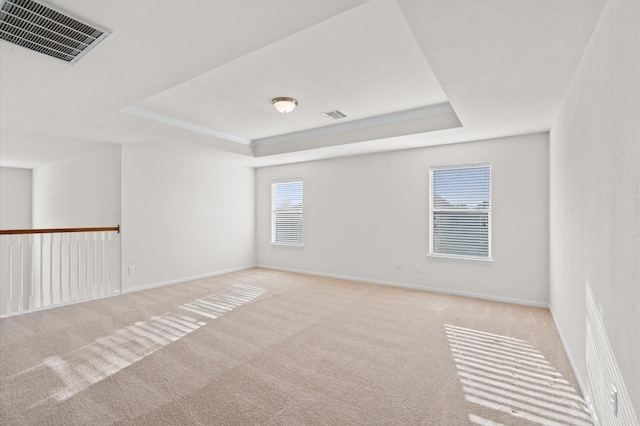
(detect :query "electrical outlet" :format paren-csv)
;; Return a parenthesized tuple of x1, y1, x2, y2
(416, 264, 421, 273)
(128, 266, 135, 275)
(609, 384, 618, 417)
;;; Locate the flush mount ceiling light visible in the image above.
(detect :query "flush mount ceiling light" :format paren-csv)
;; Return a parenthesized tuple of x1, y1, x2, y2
(272, 97, 298, 114)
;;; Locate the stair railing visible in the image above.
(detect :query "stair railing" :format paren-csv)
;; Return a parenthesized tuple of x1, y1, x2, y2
(0, 226, 120, 317)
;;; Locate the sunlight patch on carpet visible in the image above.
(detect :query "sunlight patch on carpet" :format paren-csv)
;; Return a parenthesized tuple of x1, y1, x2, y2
(445, 324, 592, 426)
(25, 284, 265, 405)
(469, 413, 506, 426)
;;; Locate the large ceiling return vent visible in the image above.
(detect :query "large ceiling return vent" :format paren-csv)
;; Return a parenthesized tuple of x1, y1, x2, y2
(0, 0, 109, 64)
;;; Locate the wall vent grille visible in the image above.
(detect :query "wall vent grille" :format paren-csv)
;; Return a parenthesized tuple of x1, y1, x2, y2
(0, 0, 109, 64)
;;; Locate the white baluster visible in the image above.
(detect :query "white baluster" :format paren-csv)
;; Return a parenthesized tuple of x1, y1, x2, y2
(106, 232, 112, 295)
(19, 235, 24, 312)
(49, 233, 54, 305)
(101, 232, 105, 297)
(77, 233, 81, 300)
(7, 235, 13, 314)
(85, 232, 89, 299)
(29, 234, 34, 310)
(118, 232, 122, 294)
(59, 233, 63, 303)
(40, 234, 44, 308)
(68, 233, 72, 303)
(93, 232, 98, 297)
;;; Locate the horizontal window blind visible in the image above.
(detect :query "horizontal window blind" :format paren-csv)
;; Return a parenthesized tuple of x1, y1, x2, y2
(430, 163, 491, 259)
(272, 179, 303, 245)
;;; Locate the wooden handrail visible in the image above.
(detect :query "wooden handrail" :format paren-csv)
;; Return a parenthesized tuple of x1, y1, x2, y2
(0, 225, 120, 235)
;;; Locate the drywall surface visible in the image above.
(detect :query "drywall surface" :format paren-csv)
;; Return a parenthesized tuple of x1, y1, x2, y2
(0, 167, 32, 229)
(32, 146, 121, 228)
(120, 145, 255, 291)
(257, 133, 549, 305)
(549, 0, 639, 420)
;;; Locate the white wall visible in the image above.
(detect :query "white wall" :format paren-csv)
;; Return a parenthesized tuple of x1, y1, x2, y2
(120, 145, 255, 291)
(257, 133, 549, 306)
(549, 0, 639, 420)
(32, 145, 121, 228)
(0, 167, 32, 229)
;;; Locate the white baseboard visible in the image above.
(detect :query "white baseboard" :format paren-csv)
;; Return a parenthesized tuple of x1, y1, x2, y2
(121, 264, 257, 294)
(549, 306, 597, 425)
(255, 264, 549, 308)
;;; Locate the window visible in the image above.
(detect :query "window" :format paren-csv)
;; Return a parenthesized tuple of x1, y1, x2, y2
(429, 163, 491, 260)
(271, 179, 303, 246)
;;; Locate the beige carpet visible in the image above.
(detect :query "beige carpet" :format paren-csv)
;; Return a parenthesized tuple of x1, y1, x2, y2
(0, 268, 591, 425)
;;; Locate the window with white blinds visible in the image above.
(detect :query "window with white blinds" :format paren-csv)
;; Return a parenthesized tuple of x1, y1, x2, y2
(429, 163, 491, 260)
(271, 179, 303, 246)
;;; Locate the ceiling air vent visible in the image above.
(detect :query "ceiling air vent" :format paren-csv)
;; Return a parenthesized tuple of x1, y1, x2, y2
(0, 0, 109, 64)
(324, 110, 348, 120)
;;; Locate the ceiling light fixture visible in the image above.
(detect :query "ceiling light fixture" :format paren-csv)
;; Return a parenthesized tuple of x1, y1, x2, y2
(272, 97, 298, 114)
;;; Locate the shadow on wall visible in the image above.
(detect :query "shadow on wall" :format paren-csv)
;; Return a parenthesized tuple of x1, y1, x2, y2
(586, 282, 639, 425)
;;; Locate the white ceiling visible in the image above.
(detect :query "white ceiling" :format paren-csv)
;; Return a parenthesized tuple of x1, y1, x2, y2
(0, 0, 606, 169)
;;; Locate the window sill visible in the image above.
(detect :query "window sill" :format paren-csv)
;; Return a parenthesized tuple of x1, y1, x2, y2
(428, 254, 493, 263)
(271, 243, 304, 248)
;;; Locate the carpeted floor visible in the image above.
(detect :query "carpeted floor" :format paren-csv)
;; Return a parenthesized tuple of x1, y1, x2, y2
(0, 268, 591, 425)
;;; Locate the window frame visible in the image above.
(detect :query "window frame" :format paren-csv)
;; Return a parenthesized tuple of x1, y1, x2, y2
(271, 178, 304, 247)
(429, 162, 492, 262)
